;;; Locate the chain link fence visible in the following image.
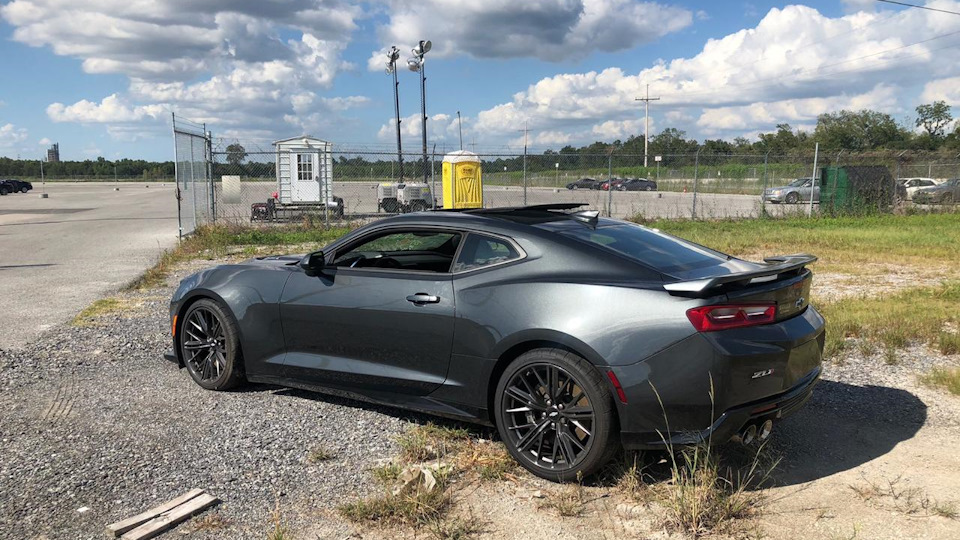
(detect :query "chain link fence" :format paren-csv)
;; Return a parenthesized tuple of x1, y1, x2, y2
(170, 134, 960, 232)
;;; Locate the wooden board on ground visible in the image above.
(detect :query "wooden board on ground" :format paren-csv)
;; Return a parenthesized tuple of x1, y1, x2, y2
(120, 493, 219, 540)
(104, 488, 216, 539)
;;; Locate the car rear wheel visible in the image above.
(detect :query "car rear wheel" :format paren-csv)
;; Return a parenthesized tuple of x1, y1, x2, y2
(494, 348, 619, 482)
(785, 192, 799, 204)
(179, 298, 244, 391)
(0, 186, 8, 196)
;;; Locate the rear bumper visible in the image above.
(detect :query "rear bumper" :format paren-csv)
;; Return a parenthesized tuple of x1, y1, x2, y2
(612, 305, 825, 450)
(620, 365, 820, 449)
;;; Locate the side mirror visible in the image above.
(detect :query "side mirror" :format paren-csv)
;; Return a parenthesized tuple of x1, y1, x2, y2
(299, 251, 325, 277)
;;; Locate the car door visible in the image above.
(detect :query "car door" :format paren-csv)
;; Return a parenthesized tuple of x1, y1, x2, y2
(279, 227, 460, 396)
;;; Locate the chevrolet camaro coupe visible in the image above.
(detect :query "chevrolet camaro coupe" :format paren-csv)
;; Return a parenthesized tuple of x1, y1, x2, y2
(166, 204, 824, 481)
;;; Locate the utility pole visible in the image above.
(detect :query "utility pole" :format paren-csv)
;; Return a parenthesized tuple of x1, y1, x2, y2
(519, 121, 530, 206)
(635, 84, 660, 168)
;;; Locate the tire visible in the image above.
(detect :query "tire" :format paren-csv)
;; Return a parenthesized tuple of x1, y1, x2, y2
(645, 186, 653, 191)
(785, 192, 799, 204)
(494, 348, 619, 482)
(571, 185, 578, 190)
(0, 187, 8, 196)
(943, 193, 954, 205)
(21, 187, 29, 193)
(179, 298, 245, 391)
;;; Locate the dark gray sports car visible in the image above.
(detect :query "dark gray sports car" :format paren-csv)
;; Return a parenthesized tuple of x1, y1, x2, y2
(167, 204, 824, 481)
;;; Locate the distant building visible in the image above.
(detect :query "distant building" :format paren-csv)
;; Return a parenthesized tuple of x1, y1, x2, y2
(46, 143, 60, 163)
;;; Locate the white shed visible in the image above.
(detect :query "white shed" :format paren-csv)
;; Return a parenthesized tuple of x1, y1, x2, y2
(273, 135, 334, 205)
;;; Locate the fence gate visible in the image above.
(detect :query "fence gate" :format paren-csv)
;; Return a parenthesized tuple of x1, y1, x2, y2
(172, 113, 213, 237)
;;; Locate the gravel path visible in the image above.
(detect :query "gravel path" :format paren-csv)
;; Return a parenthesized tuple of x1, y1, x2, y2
(0, 260, 423, 539)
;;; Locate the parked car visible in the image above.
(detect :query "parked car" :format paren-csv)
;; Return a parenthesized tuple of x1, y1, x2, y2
(898, 178, 939, 200)
(762, 177, 819, 204)
(566, 178, 600, 190)
(599, 178, 627, 191)
(912, 178, 960, 204)
(167, 203, 824, 481)
(3, 179, 33, 193)
(617, 178, 657, 191)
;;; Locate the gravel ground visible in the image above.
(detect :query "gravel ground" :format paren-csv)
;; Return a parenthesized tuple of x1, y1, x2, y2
(2, 257, 959, 540)
(0, 259, 427, 540)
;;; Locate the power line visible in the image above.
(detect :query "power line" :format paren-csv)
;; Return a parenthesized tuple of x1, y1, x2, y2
(876, 0, 960, 16)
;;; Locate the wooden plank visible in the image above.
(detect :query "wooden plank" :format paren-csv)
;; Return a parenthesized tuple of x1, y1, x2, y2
(120, 493, 218, 540)
(105, 489, 204, 537)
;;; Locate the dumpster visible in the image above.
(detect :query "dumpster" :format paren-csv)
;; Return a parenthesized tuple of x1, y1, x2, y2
(442, 150, 483, 209)
(821, 166, 898, 214)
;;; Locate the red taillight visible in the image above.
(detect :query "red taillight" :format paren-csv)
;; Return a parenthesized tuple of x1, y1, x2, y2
(686, 304, 776, 332)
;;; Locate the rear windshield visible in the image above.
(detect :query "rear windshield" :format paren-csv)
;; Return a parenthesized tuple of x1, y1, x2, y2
(557, 223, 729, 274)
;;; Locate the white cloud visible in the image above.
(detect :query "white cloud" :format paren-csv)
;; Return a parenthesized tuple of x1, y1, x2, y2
(367, 0, 693, 69)
(920, 76, 960, 104)
(38, 137, 52, 145)
(696, 84, 900, 133)
(3, 0, 365, 141)
(0, 123, 29, 149)
(47, 94, 165, 123)
(471, 3, 960, 145)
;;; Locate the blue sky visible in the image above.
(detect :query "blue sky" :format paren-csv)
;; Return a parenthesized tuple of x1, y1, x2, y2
(1, 0, 959, 161)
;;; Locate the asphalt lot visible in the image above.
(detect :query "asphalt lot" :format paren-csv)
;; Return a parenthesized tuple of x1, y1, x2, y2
(0, 182, 178, 351)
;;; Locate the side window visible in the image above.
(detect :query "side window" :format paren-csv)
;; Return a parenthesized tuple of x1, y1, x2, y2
(453, 234, 521, 272)
(332, 230, 461, 272)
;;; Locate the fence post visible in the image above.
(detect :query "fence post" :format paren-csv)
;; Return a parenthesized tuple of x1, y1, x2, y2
(809, 142, 819, 217)
(762, 152, 769, 216)
(691, 149, 700, 219)
(172, 112, 182, 240)
(206, 128, 215, 223)
(606, 151, 613, 217)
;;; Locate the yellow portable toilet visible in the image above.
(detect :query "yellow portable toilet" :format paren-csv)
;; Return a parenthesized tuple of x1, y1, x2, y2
(442, 150, 483, 209)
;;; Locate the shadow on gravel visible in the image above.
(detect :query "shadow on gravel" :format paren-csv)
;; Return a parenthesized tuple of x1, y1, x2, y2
(768, 379, 927, 487)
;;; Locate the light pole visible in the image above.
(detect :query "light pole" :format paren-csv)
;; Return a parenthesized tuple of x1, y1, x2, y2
(385, 46, 404, 182)
(407, 40, 432, 186)
(555, 162, 559, 187)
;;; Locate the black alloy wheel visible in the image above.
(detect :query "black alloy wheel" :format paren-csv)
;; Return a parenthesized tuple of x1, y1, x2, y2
(21, 186, 29, 193)
(495, 349, 618, 482)
(0, 186, 8, 196)
(179, 299, 244, 390)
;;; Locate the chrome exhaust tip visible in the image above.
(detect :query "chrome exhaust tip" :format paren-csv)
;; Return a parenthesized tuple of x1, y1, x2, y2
(741, 424, 757, 445)
(758, 419, 774, 441)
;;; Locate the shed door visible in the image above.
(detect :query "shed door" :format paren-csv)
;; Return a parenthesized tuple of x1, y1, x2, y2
(291, 150, 320, 203)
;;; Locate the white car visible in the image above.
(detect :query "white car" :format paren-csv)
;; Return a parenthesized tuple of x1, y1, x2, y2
(898, 178, 940, 200)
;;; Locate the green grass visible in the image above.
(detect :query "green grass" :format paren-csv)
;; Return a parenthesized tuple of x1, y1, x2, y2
(396, 423, 471, 463)
(128, 223, 353, 290)
(819, 282, 960, 358)
(645, 212, 960, 274)
(921, 367, 960, 396)
(72, 297, 139, 326)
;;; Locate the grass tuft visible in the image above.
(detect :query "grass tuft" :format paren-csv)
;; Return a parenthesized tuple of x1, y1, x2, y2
(72, 297, 139, 326)
(540, 475, 586, 517)
(306, 444, 335, 464)
(188, 511, 231, 532)
(396, 423, 471, 463)
(920, 367, 960, 396)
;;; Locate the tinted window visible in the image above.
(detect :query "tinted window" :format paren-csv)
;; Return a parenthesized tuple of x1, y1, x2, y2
(558, 223, 728, 274)
(452, 234, 520, 272)
(333, 230, 461, 272)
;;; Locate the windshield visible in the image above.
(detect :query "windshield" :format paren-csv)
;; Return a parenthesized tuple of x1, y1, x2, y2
(557, 223, 729, 274)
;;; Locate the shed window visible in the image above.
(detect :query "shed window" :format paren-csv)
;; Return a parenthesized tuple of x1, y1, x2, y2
(297, 153, 313, 182)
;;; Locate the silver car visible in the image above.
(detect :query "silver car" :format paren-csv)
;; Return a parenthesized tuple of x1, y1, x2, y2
(763, 177, 819, 204)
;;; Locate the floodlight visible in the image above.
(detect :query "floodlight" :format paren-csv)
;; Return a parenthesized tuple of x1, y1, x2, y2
(407, 58, 421, 72)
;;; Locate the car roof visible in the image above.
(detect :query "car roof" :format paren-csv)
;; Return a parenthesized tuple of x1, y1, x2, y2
(370, 204, 615, 234)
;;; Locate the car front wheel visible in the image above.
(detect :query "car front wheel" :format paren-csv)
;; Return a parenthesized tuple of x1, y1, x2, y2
(785, 192, 799, 204)
(494, 348, 619, 482)
(179, 298, 245, 391)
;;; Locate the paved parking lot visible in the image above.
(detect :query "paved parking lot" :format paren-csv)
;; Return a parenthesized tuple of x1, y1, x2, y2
(0, 182, 178, 350)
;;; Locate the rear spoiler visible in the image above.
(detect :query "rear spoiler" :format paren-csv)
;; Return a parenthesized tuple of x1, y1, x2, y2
(663, 254, 817, 296)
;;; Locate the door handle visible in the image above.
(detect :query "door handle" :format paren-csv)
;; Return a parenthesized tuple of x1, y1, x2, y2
(406, 293, 440, 305)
